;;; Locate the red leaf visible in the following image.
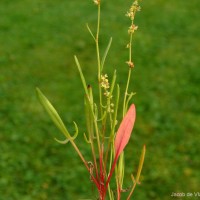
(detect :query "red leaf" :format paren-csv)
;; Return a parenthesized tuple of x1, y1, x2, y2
(114, 104, 136, 160)
(106, 104, 136, 189)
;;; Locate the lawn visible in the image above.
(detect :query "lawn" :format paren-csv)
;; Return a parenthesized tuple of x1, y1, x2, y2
(0, 0, 199, 199)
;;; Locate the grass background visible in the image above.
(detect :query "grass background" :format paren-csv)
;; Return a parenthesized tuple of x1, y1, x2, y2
(0, 0, 199, 199)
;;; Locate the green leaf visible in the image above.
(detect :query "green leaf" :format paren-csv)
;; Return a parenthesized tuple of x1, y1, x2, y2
(101, 37, 112, 71)
(84, 85, 94, 140)
(74, 55, 89, 96)
(136, 145, 146, 183)
(86, 23, 95, 41)
(36, 87, 71, 139)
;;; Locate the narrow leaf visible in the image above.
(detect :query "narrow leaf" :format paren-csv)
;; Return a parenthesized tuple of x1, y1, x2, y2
(84, 85, 94, 139)
(36, 88, 71, 139)
(118, 152, 125, 187)
(101, 37, 112, 71)
(110, 70, 116, 95)
(86, 23, 95, 41)
(125, 92, 136, 113)
(127, 145, 146, 200)
(74, 55, 89, 96)
(136, 144, 146, 183)
(114, 104, 136, 160)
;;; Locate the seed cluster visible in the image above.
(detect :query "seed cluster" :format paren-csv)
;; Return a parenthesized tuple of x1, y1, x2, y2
(126, 61, 134, 68)
(128, 24, 138, 34)
(125, 0, 141, 69)
(126, 0, 141, 20)
(93, 0, 100, 5)
(100, 74, 114, 113)
(100, 74, 109, 90)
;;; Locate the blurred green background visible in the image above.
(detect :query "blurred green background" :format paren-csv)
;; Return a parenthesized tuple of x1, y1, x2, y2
(0, 0, 199, 199)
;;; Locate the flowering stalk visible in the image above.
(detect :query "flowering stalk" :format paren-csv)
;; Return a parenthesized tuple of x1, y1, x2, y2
(36, 0, 145, 199)
(123, 0, 141, 117)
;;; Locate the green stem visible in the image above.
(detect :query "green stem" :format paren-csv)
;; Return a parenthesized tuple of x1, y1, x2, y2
(86, 95, 101, 160)
(122, 20, 134, 117)
(96, 3, 103, 118)
(104, 85, 120, 167)
(91, 140, 99, 180)
(70, 139, 100, 189)
(95, 4, 106, 183)
(123, 68, 132, 116)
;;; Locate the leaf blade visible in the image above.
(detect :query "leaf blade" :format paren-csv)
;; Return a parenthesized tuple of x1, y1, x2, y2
(114, 104, 136, 159)
(36, 87, 70, 138)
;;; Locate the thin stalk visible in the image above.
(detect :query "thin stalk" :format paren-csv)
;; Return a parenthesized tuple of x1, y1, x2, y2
(96, 3, 103, 118)
(127, 145, 146, 200)
(123, 68, 132, 117)
(127, 176, 137, 200)
(69, 139, 100, 189)
(87, 87, 99, 180)
(75, 57, 101, 179)
(91, 141, 99, 180)
(104, 85, 120, 166)
(101, 70, 117, 140)
(122, 20, 134, 117)
(86, 94, 101, 159)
